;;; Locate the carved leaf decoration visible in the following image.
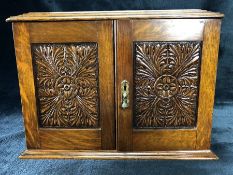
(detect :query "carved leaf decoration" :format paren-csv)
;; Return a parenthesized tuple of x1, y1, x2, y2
(32, 43, 99, 128)
(134, 42, 201, 128)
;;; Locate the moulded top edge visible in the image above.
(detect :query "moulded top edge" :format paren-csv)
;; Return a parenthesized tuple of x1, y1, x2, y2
(6, 9, 224, 22)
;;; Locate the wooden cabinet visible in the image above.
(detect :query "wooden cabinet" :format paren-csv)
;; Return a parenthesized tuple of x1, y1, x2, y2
(7, 10, 223, 159)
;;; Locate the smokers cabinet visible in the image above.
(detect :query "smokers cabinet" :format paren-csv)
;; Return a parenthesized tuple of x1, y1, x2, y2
(7, 10, 224, 159)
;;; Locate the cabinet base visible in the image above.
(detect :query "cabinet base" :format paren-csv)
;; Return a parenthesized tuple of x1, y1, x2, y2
(19, 149, 218, 160)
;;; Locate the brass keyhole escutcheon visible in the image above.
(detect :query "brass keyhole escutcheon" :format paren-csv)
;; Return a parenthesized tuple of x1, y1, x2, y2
(121, 80, 129, 109)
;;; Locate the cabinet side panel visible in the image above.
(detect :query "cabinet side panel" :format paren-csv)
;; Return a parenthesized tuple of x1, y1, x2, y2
(196, 19, 222, 149)
(13, 22, 40, 149)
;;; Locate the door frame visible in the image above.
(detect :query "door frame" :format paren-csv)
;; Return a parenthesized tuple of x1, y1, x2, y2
(13, 20, 115, 150)
(116, 19, 221, 151)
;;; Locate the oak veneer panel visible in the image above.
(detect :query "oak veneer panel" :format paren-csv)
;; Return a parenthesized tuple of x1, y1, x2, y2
(97, 21, 115, 149)
(116, 20, 133, 151)
(39, 129, 101, 150)
(132, 19, 205, 41)
(133, 130, 196, 151)
(29, 21, 98, 43)
(196, 19, 222, 149)
(133, 138, 196, 151)
(13, 22, 40, 149)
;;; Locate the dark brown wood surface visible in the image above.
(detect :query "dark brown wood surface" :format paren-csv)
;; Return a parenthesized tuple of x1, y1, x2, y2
(32, 43, 100, 128)
(98, 21, 115, 150)
(133, 41, 201, 128)
(116, 20, 133, 151)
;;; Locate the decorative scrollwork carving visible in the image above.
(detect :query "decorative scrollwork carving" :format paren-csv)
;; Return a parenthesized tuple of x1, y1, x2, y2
(134, 41, 201, 128)
(32, 43, 99, 128)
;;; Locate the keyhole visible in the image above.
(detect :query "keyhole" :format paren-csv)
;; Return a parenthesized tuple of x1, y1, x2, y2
(124, 84, 127, 91)
(121, 80, 129, 109)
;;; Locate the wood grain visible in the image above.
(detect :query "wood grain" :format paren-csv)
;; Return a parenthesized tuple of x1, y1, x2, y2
(13, 22, 40, 149)
(39, 129, 101, 150)
(19, 149, 218, 160)
(116, 20, 133, 151)
(114, 20, 118, 149)
(116, 19, 208, 151)
(97, 21, 115, 150)
(29, 21, 98, 43)
(132, 19, 205, 41)
(133, 130, 196, 151)
(196, 19, 222, 149)
(6, 10, 224, 22)
(13, 20, 115, 151)
(10, 10, 223, 159)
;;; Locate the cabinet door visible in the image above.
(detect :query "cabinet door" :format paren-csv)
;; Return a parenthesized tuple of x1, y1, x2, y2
(13, 21, 115, 150)
(116, 19, 221, 151)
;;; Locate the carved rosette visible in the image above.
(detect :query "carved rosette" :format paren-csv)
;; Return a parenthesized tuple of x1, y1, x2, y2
(32, 43, 99, 128)
(134, 42, 201, 128)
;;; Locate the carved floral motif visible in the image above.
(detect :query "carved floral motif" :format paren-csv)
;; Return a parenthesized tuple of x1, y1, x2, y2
(32, 43, 99, 128)
(134, 42, 201, 128)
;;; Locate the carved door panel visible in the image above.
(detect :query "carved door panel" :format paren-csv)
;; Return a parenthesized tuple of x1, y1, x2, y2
(24, 21, 115, 150)
(117, 19, 206, 151)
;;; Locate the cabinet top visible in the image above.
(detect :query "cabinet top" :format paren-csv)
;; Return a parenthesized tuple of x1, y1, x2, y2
(6, 9, 223, 22)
